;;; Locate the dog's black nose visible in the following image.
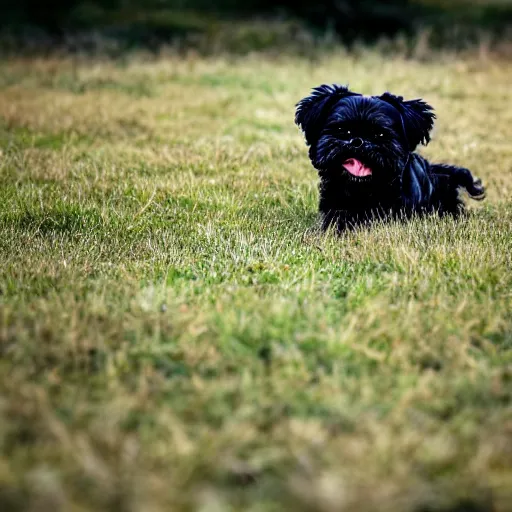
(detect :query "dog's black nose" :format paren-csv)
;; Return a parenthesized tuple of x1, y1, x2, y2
(350, 137, 364, 148)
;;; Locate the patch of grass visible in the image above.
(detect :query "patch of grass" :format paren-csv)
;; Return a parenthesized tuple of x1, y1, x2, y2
(0, 50, 511, 511)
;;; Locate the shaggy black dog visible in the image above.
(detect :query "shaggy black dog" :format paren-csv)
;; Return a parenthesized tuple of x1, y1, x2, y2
(295, 84, 485, 231)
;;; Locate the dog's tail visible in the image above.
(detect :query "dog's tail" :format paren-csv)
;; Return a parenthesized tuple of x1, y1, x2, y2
(433, 165, 486, 201)
(467, 177, 486, 201)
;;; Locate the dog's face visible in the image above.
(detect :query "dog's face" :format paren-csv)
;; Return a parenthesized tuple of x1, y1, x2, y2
(295, 85, 435, 188)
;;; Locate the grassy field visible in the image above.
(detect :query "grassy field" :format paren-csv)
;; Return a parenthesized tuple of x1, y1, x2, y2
(0, 48, 511, 512)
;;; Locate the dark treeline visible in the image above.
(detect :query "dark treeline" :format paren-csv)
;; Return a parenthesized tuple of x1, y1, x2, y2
(4, 0, 418, 34)
(1, 0, 511, 50)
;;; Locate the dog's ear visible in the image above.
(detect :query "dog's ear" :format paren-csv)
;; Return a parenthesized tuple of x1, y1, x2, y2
(295, 84, 357, 145)
(379, 93, 436, 151)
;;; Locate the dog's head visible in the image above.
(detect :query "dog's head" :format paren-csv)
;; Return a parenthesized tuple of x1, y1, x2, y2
(295, 84, 435, 185)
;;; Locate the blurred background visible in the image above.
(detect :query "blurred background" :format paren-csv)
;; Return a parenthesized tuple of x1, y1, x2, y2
(0, 0, 511, 55)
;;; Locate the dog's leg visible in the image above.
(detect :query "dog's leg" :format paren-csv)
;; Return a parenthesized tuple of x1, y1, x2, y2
(321, 210, 353, 232)
(430, 164, 486, 200)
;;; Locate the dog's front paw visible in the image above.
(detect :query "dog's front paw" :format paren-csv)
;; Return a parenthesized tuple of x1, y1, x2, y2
(467, 177, 486, 201)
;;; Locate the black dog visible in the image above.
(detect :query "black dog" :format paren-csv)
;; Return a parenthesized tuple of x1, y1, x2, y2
(295, 84, 485, 231)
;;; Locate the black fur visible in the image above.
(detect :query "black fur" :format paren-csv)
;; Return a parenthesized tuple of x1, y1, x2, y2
(295, 84, 485, 231)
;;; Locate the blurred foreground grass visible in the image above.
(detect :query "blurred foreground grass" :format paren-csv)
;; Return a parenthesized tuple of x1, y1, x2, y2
(0, 49, 511, 511)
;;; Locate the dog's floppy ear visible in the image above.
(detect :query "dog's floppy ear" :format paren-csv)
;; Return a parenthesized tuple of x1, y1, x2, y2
(295, 84, 357, 145)
(379, 92, 436, 151)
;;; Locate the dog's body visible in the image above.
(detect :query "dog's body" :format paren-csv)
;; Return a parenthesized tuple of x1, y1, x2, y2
(295, 85, 485, 231)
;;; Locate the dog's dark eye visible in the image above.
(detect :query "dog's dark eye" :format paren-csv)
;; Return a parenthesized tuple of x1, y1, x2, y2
(377, 133, 385, 138)
(336, 128, 351, 138)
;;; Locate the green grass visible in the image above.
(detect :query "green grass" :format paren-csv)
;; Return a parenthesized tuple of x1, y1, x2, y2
(0, 49, 511, 512)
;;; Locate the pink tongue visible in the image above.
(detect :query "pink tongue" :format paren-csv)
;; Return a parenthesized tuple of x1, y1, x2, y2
(343, 158, 372, 177)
